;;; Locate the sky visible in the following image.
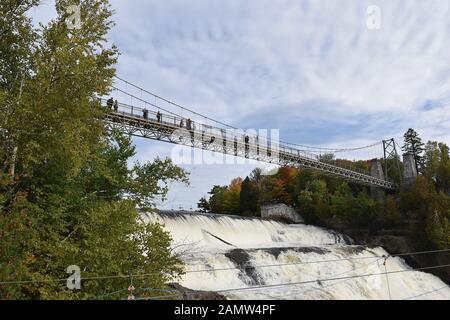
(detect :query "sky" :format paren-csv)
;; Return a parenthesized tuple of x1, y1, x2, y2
(30, 0, 450, 209)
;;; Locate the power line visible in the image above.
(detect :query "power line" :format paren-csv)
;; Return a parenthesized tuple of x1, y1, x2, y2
(383, 256, 392, 300)
(402, 284, 450, 300)
(214, 263, 450, 295)
(260, 257, 384, 300)
(137, 293, 182, 300)
(139, 263, 450, 300)
(91, 288, 129, 300)
(0, 254, 378, 285)
(267, 240, 450, 300)
(185, 247, 450, 270)
(390, 248, 450, 258)
(1, 248, 449, 286)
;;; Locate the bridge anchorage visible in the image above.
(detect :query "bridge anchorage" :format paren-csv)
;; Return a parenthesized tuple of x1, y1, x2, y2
(101, 80, 397, 190)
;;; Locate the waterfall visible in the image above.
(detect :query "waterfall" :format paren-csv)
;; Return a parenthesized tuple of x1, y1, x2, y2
(143, 211, 450, 300)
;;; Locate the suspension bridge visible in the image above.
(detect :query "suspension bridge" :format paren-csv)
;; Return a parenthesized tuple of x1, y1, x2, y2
(102, 76, 399, 190)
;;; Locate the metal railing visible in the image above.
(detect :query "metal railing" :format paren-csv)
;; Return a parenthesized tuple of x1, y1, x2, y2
(100, 98, 392, 187)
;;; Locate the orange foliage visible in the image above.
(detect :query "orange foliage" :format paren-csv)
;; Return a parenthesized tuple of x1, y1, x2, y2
(229, 177, 243, 193)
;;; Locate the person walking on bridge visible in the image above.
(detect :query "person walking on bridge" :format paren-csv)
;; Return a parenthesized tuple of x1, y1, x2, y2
(113, 99, 118, 112)
(157, 111, 162, 123)
(186, 118, 192, 131)
(106, 97, 114, 109)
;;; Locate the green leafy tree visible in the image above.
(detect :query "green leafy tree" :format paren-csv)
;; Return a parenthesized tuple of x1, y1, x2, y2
(401, 176, 437, 218)
(376, 195, 401, 226)
(330, 182, 353, 220)
(424, 142, 450, 193)
(206, 185, 228, 213)
(197, 197, 210, 212)
(402, 128, 425, 173)
(0, 0, 188, 300)
(298, 189, 315, 222)
(426, 192, 450, 249)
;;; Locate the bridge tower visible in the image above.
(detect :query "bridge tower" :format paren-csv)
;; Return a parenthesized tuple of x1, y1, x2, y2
(382, 138, 402, 187)
(370, 158, 385, 199)
(402, 153, 418, 191)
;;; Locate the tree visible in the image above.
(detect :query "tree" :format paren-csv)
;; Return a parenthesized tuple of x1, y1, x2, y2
(426, 192, 450, 249)
(249, 168, 263, 184)
(298, 189, 316, 223)
(205, 185, 228, 213)
(197, 197, 210, 212)
(424, 141, 450, 192)
(424, 141, 441, 180)
(319, 153, 335, 163)
(330, 182, 353, 220)
(402, 128, 425, 173)
(223, 178, 242, 214)
(239, 177, 259, 215)
(400, 176, 436, 218)
(435, 143, 450, 193)
(376, 195, 401, 226)
(0, 0, 188, 300)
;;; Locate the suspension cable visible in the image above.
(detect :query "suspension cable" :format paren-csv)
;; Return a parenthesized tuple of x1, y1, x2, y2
(112, 76, 386, 153)
(114, 76, 238, 130)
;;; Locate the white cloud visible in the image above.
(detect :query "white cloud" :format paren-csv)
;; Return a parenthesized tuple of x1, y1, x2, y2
(108, 0, 450, 142)
(29, 0, 450, 209)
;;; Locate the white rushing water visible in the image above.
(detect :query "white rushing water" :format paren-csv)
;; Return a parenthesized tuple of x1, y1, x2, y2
(144, 211, 450, 300)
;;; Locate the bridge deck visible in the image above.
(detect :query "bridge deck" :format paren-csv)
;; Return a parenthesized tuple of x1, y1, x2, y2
(102, 100, 395, 190)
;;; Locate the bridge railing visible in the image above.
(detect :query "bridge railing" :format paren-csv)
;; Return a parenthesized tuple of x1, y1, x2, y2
(100, 98, 372, 177)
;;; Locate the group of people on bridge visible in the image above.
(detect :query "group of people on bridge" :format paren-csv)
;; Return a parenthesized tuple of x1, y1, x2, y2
(106, 97, 118, 112)
(106, 97, 252, 156)
(107, 97, 163, 123)
(106, 97, 204, 132)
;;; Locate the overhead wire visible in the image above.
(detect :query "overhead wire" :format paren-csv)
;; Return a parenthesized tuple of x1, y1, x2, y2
(1, 248, 449, 286)
(213, 263, 450, 295)
(402, 284, 450, 300)
(259, 256, 385, 300)
(139, 263, 450, 300)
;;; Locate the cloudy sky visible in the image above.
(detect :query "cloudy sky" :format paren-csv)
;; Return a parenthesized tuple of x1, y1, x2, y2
(31, 0, 450, 209)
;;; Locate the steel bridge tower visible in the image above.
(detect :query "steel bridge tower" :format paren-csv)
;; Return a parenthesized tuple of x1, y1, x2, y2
(382, 138, 402, 187)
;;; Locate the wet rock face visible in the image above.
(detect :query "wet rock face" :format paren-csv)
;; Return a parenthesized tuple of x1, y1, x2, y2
(225, 249, 262, 285)
(260, 246, 329, 259)
(224, 246, 331, 286)
(260, 203, 304, 224)
(166, 283, 226, 300)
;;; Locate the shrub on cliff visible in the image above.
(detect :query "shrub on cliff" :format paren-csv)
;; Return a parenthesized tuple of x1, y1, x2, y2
(426, 192, 450, 250)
